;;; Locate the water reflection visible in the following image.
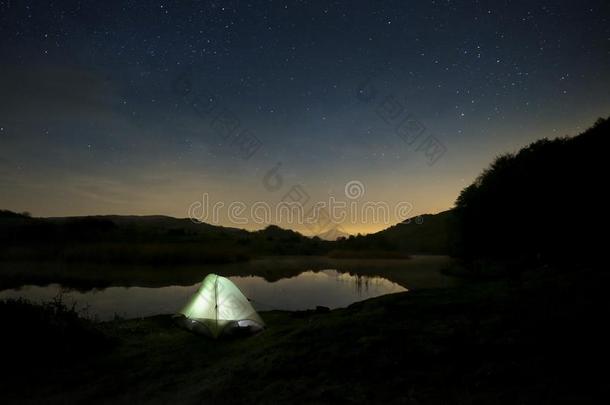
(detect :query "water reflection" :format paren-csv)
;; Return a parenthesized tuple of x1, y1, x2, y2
(337, 272, 375, 296)
(235, 270, 406, 311)
(0, 270, 406, 321)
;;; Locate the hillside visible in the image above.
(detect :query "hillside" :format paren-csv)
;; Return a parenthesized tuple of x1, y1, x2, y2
(373, 210, 457, 254)
(331, 210, 457, 255)
(0, 213, 328, 264)
(455, 116, 608, 264)
(1, 206, 457, 263)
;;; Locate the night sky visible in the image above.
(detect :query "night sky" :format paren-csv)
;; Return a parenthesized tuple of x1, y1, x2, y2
(1, 1, 609, 234)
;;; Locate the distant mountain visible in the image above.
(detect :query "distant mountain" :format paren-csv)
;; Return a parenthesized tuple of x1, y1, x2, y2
(316, 227, 351, 241)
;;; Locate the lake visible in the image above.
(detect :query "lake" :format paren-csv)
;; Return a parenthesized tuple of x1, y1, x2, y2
(0, 256, 456, 320)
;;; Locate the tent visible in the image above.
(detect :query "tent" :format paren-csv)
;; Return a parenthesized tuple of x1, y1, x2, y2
(175, 274, 265, 338)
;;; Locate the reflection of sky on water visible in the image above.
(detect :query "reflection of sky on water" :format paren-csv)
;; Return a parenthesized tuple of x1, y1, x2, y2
(0, 270, 406, 321)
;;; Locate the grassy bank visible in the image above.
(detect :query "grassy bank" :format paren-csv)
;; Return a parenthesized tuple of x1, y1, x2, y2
(1, 265, 606, 404)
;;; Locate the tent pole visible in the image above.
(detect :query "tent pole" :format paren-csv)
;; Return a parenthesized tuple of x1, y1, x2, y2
(215, 275, 219, 335)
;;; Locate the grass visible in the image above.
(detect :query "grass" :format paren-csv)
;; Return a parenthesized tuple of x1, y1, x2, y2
(0, 296, 109, 380)
(1, 265, 607, 404)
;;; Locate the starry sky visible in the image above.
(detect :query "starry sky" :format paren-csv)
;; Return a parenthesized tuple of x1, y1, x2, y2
(1, 0, 609, 234)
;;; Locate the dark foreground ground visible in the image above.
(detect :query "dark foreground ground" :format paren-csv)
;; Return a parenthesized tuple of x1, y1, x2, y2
(1, 266, 608, 404)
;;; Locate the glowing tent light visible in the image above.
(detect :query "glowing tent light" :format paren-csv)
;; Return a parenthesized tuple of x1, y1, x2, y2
(175, 274, 265, 338)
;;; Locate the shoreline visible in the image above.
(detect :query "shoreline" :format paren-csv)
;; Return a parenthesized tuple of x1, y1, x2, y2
(3, 266, 606, 403)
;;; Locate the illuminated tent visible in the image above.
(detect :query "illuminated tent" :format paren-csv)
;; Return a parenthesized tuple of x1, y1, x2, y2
(175, 274, 265, 338)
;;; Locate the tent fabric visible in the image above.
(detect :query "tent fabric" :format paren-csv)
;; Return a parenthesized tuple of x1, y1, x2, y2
(176, 274, 265, 338)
